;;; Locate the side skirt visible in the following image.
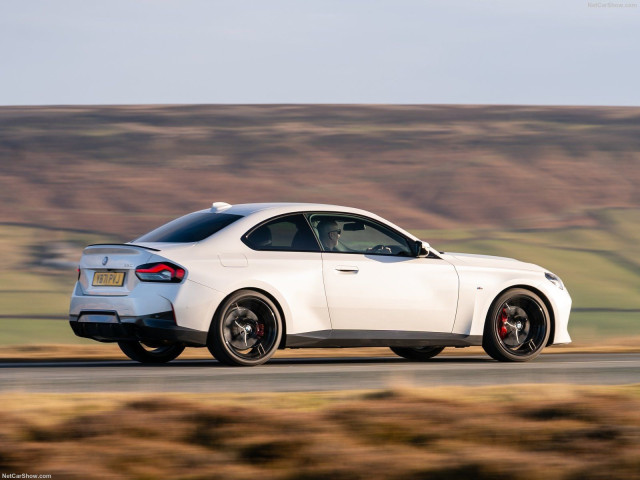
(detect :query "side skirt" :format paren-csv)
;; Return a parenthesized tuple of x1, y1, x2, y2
(285, 330, 483, 348)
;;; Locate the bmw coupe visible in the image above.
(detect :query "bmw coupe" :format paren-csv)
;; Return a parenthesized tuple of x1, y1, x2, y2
(69, 202, 571, 365)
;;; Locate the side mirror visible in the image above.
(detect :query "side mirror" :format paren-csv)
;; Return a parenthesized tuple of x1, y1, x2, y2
(413, 240, 431, 258)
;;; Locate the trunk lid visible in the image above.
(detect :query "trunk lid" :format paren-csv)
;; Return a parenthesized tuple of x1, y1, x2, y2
(79, 244, 154, 296)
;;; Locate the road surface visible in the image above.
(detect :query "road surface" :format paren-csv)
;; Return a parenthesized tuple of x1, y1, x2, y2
(1, 353, 639, 393)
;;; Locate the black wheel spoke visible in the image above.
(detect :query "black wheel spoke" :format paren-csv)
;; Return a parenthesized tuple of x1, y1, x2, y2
(216, 294, 279, 363)
(483, 289, 550, 362)
(494, 295, 546, 356)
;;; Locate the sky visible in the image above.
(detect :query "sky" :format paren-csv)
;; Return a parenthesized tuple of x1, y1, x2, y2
(1, 0, 639, 106)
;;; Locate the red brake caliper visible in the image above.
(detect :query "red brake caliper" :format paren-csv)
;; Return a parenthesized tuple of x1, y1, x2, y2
(499, 308, 509, 339)
(256, 323, 265, 338)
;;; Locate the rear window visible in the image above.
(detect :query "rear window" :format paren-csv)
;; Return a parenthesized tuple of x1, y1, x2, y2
(243, 214, 320, 251)
(134, 212, 242, 243)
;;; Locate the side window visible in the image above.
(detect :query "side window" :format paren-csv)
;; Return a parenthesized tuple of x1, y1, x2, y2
(244, 214, 321, 252)
(307, 214, 412, 256)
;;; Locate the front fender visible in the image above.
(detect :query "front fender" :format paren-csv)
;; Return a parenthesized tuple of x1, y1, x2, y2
(452, 268, 559, 338)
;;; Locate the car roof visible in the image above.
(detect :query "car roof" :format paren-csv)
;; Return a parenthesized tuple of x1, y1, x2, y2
(216, 202, 371, 216)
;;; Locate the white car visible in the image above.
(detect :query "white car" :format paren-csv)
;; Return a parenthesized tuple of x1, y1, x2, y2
(69, 202, 571, 366)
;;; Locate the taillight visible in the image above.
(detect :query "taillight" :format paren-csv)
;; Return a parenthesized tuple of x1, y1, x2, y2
(135, 262, 186, 283)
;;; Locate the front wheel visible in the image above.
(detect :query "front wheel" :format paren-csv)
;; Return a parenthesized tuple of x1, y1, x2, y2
(117, 341, 185, 364)
(390, 346, 445, 361)
(482, 288, 550, 362)
(208, 290, 282, 366)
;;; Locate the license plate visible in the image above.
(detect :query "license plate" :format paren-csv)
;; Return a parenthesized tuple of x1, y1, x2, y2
(92, 272, 125, 287)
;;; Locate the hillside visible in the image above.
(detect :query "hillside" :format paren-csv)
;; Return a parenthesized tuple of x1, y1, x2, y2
(0, 104, 639, 343)
(1, 104, 639, 239)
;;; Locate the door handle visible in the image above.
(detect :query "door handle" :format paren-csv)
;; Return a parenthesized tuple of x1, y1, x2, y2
(335, 265, 359, 273)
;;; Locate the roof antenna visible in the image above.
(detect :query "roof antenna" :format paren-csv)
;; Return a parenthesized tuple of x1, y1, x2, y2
(211, 202, 232, 212)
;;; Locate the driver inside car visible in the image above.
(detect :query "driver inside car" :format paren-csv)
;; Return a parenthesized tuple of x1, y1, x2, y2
(317, 220, 343, 252)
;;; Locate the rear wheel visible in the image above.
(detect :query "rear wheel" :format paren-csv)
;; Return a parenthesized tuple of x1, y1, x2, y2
(208, 290, 282, 366)
(117, 341, 185, 364)
(390, 346, 445, 361)
(482, 288, 550, 362)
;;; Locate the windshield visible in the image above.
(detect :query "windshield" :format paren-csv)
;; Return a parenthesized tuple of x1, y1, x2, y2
(134, 212, 242, 243)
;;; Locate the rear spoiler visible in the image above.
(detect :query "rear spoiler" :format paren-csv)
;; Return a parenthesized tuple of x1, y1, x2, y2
(87, 243, 161, 252)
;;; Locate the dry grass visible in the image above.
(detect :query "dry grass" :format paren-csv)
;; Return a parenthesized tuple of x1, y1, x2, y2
(1, 339, 640, 363)
(0, 338, 640, 363)
(1, 386, 640, 479)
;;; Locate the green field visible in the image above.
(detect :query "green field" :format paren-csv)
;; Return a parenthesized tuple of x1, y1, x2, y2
(0, 225, 115, 344)
(1, 207, 639, 345)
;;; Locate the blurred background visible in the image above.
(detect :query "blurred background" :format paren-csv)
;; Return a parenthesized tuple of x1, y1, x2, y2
(1, 104, 639, 345)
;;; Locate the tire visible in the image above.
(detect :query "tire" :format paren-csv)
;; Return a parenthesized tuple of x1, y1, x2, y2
(390, 346, 445, 361)
(117, 341, 185, 364)
(208, 290, 282, 366)
(482, 288, 550, 362)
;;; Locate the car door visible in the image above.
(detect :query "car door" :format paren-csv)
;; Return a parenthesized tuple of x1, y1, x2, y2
(308, 213, 459, 333)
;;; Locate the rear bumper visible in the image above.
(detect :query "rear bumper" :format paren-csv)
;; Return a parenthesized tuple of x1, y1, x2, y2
(69, 311, 208, 346)
(69, 279, 222, 333)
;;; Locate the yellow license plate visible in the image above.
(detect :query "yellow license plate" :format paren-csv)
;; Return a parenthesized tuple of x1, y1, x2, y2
(92, 272, 125, 287)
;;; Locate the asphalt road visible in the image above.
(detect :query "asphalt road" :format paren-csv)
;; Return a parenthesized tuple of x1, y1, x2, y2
(1, 353, 639, 393)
